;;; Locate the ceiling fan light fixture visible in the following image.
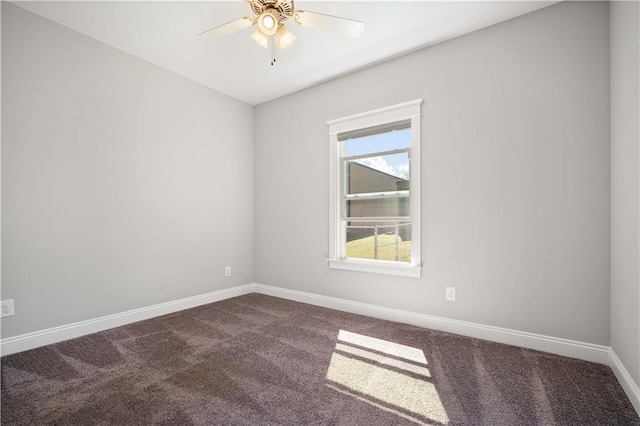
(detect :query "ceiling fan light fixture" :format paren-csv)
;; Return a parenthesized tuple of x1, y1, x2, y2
(257, 12, 278, 36)
(251, 29, 269, 48)
(276, 25, 296, 48)
(198, 0, 365, 65)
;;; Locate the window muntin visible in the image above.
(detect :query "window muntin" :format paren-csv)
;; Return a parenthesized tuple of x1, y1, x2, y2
(328, 100, 422, 277)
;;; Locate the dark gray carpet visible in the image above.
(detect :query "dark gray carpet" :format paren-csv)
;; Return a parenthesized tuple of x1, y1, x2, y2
(1, 293, 638, 425)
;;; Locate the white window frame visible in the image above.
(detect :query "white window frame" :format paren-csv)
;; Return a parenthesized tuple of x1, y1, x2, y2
(327, 99, 422, 278)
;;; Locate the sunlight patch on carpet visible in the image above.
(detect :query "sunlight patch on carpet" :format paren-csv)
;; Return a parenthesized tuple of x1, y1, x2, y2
(326, 383, 434, 426)
(327, 331, 448, 425)
(337, 330, 427, 364)
(335, 343, 431, 378)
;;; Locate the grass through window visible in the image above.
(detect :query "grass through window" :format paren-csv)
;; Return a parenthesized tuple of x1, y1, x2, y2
(346, 235, 411, 262)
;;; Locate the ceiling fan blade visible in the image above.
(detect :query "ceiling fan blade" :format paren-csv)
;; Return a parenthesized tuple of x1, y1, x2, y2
(198, 17, 254, 38)
(294, 11, 364, 38)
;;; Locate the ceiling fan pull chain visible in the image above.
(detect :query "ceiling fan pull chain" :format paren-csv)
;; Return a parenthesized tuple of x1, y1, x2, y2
(270, 35, 277, 66)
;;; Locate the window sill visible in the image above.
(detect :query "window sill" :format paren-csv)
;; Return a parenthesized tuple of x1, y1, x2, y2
(328, 258, 421, 278)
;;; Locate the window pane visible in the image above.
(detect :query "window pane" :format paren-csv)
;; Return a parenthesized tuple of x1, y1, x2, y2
(346, 198, 409, 218)
(344, 127, 411, 156)
(346, 222, 412, 263)
(346, 152, 409, 195)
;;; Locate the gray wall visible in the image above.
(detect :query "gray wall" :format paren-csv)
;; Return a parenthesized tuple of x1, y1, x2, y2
(1, 3, 254, 338)
(255, 1, 611, 345)
(610, 1, 640, 387)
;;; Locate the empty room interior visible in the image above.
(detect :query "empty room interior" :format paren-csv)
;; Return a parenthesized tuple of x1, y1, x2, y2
(1, 0, 640, 424)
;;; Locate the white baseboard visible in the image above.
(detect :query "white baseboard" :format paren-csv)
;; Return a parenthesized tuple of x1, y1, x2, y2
(0, 284, 255, 356)
(609, 349, 640, 415)
(253, 283, 611, 365)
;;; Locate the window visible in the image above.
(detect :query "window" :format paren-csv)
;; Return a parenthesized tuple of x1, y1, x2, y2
(328, 100, 422, 277)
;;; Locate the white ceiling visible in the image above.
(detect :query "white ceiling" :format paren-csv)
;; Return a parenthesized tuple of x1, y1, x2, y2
(13, 1, 558, 105)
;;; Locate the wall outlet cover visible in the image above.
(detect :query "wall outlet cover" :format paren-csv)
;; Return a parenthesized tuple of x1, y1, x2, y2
(446, 287, 456, 302)
(1, 300, 15, 317)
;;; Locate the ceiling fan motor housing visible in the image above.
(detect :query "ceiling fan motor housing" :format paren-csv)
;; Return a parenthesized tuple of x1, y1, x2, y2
(250, 0, 294, 23)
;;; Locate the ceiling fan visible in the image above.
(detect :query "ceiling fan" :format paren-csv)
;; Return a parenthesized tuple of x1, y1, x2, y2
(198, 0, 364, 65)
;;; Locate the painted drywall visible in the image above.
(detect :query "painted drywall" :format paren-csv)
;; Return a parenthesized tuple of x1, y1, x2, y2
(610, 1, 640, 387)
(255, 1, 611, 345)
(1, 3, 254, 338)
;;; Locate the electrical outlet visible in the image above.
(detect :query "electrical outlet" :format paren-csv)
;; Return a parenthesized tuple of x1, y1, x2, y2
(445, 287, 456, 302)
(225, 266, 232, 277)
(1, 300, 15, 318)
